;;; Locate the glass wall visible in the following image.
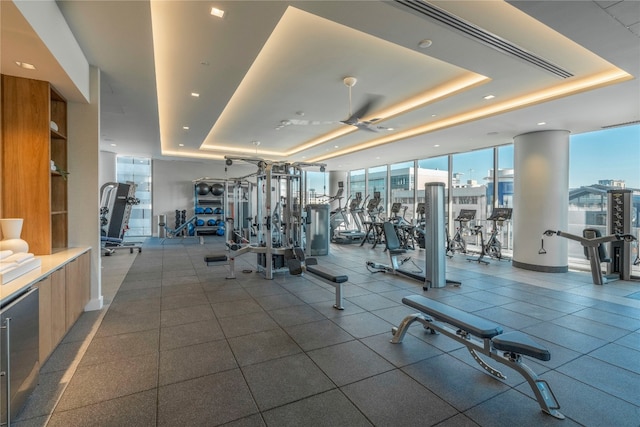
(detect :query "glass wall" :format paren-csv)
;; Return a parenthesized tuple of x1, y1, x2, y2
(349, 169, 366, 201)
(568, 124, 640, 276)
(306, 171, 328, 204)
(367, 165, 387, 219)
(116, 156, 152, 236)
(390, 161, 414, 221)
(344, 123, 638, 277)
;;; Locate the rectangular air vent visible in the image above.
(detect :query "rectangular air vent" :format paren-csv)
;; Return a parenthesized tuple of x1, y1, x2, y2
(394, 0, 574, 79)
(602, 120, 640, 129)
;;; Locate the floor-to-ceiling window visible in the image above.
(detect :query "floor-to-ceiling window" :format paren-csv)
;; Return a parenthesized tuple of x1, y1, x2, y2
(568, 124, 639, 276)
(367, 165, 386, 218)
(390, 161, 414, 221)
(494, 144, 514, 253)
(116, 156, 152, 236)
(349, 169, 366, 201)
(306, 171, 328, 204)
(451, 149, 493, 251)
(417, 155, 449, 221)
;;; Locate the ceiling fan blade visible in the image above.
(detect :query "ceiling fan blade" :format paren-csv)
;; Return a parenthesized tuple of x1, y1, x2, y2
(356, 123, 380, 132)
(287, 119, 335, 125)
(343, 94, 383, 125)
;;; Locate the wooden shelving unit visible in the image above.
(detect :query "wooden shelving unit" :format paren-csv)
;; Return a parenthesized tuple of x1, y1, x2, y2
(1, 75, 68, 254)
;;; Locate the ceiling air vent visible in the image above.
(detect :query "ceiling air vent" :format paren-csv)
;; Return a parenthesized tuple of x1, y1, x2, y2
(394, 0, 574, 79)
(601, 120, 640, 129)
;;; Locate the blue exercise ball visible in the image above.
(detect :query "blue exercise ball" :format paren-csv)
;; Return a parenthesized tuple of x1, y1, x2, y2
(196, 218, 205, 226)
(216, 228, 225, 236)
(204, 207, 214, 214)
(207, 219, 216, 226)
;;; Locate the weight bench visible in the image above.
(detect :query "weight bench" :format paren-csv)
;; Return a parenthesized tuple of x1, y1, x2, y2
(287, 248, 347, 310)
(204, 253, 236, 279)
(101, 236, 142, 256)
(391, 295, 564, 419)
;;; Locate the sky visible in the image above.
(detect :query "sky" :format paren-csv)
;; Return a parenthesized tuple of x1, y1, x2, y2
(569, 124, 639, 189)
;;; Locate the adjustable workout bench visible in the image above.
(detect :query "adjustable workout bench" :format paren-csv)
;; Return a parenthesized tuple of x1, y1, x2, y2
(287, 248, 347, 310)
(391, 295, 564, 419)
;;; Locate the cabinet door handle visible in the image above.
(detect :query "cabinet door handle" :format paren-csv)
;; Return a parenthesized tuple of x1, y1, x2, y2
(1, 317, 11, 426)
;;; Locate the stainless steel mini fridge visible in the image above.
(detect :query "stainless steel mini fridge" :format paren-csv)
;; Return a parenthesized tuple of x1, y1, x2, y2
(1, 287, 39, 426)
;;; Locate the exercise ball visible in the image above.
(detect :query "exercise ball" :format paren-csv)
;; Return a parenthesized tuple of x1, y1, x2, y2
(211, 183, 224, 196)
(216, 228, 225, 236)
(196, 182, 211, 195)
(188, 223, 195, 236)
(207, 219, 216, 226)
(195, 207, 204, 215)
(204, 207, 214, 214)
(196, 219, 205, 226)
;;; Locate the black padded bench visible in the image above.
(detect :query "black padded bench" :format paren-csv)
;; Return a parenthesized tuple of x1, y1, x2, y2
(204, 253, 235, 279)
(287, 250, 347, 310)
(392, 295, 563, 419)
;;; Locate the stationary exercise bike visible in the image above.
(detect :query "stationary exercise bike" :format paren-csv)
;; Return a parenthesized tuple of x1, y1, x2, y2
(483, 208, 512, 260)
(466, 224, 490, 265)
(447, 209, 476, 257)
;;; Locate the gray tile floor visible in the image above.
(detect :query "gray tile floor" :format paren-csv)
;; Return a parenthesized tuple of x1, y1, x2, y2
(14, 238, 640, 426)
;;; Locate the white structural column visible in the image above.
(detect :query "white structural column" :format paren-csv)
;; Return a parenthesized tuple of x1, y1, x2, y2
(512, 130, 570, 272)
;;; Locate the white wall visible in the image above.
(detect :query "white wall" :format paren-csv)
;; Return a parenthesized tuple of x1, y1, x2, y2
(99, 150, 117, 188)
(68, 66, 102, 310)
(152, 159, 255, 236)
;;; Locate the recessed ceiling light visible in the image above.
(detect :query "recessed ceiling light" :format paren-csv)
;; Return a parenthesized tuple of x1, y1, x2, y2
(210, 7, 225, 18)
(537, 121, 546, 126)
(183, 126, 189, 130)
(431, 114, 437, 117)
(191, 92, 200, 97)
(334, 145, 339, 149)
(110, 143, 117, 147)
(179, 144, 184, 147)
(418, 39, 433, 49)
(15, 61, 36, 70)
(483, 94, 496, 100)
(434, 144, 440, 147)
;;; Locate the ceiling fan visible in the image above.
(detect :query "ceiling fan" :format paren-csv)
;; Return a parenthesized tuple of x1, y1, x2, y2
(278, 76, 392, 132)
(339, 76, 386, 132)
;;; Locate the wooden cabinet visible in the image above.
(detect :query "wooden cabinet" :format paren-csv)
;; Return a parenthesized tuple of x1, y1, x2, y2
(65, 251, 90, 330)
(34, 275, 53, 363)
(1, 74, 68, 255)
(34, 250, 89, 365)
(34, 266, 66, 363)
(50, 267, 67, 348)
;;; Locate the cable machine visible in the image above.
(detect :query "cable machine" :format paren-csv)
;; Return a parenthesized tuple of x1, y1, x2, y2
(224, 156, 326, 279)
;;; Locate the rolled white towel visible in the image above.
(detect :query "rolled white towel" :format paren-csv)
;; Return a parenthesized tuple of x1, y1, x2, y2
(0, 262, 18, 273)
(0, 250, 13, 260)
(3, 253, 34, 264)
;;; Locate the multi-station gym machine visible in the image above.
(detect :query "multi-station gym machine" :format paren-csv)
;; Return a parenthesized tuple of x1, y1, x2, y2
(223, 157, 327, 279)
(542, 188, 637, 285)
